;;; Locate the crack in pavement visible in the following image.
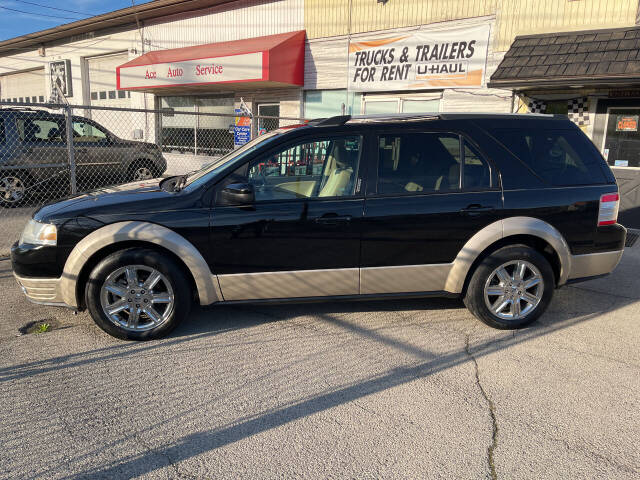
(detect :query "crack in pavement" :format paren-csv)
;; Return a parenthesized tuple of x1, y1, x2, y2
(465, 334, 499, 480)
(132, 430, 197, 480)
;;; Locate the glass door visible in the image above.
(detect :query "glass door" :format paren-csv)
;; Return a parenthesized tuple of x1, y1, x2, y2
(602, 107, 640, 168)
(257, 104, 280, 134)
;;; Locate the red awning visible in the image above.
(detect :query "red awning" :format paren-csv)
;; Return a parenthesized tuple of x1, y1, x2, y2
(117, 30, 305, 92)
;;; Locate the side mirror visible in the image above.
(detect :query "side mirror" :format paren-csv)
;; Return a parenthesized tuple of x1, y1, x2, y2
(221, 183, 255, 205)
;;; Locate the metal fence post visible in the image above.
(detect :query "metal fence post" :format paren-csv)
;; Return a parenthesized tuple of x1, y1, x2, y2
(65, 105, 77, 194)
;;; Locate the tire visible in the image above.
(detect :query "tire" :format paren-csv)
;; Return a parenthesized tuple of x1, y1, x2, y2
(0, 171, 30, 207)
(128, 160, 158, 181)
(463, 245, 555, 329)
(85, 248, 192, 340)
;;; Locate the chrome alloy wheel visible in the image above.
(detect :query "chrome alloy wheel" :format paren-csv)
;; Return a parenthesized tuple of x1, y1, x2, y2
(132, 166, 154, 180)
(483, 260, 544, 321)
(100, 265, 174, 331)
(0, 176, 26, 203)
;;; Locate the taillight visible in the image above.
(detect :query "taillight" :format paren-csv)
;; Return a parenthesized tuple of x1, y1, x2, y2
(598, 192, 619, 226)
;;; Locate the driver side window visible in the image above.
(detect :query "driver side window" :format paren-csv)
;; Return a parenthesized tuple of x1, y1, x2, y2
(242, 136, 362, 202)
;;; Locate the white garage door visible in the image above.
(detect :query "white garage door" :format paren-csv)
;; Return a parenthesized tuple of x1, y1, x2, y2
(0, 68, 46, 103)
(88, 52, 130, 106)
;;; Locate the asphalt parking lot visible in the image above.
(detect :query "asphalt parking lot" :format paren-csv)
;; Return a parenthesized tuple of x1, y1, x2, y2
(0, 247, 639, 479)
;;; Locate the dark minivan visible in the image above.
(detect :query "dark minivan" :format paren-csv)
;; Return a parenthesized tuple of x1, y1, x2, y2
(12, 113, 626, 340)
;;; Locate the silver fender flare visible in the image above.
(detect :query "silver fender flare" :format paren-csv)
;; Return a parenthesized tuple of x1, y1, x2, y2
(60, 221, 221, 308)
(444, 216, 571, 293)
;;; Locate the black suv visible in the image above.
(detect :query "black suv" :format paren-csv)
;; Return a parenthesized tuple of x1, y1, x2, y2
(11, 113, 626, 340)
(0, 108, 167, 206)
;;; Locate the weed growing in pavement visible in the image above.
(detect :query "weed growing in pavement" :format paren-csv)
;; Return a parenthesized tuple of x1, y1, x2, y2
(18, 319, 58, 335)
(35, 323, 51, 334)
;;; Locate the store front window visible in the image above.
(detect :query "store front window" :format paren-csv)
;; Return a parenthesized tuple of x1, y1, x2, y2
(304, 90, 362, 119)
(159, 96, 234, 156)
(362, 95, 441, 114)
(602, 107, 640, 168)
(544, 101, 569, 115)
(304, 90, 440, 118)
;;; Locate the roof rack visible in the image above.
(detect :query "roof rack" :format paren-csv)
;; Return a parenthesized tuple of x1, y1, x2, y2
(306, 111, 560, 127)
(309, 115, 351, 127)
(308, 113, 442, 127)
(348, 113, 440, 123)
(438, 112, 553, 119)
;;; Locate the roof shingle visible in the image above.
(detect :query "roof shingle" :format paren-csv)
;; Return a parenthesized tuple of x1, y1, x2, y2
(490, 25, 640, 87)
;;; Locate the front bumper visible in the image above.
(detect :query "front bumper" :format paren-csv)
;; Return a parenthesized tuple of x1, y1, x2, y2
(13, 273, 69, 308)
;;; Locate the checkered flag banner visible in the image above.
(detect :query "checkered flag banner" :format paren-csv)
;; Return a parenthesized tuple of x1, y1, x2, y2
(568, 97, 590, 126)
(528, 99, 546, 114)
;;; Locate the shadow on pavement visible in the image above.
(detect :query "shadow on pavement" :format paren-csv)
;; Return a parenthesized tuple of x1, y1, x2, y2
(0, 298, 460, 383)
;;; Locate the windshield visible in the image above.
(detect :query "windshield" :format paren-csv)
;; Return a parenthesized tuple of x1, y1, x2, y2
(183, 129, 286, 190)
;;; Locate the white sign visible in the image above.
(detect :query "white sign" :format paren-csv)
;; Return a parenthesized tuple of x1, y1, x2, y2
(348, 24, 491, 91)
(117, 52, 264, 90)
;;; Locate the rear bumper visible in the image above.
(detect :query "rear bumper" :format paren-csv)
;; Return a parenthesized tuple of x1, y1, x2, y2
(567, 249, 624, 282)
(13, 273, 70, 308)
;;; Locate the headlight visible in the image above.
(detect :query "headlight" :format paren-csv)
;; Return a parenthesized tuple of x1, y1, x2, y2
(20, 219, 57, 246)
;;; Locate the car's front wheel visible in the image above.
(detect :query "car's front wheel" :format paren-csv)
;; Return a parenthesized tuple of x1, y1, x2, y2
(85, 248, 191, 340)
(463, 246, 555, 329)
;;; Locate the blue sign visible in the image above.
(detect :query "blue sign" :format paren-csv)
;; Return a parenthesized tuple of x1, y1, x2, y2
(234, 108, 251, 148)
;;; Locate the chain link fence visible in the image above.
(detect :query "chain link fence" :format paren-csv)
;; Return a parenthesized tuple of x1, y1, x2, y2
(0, 101, 305, 253)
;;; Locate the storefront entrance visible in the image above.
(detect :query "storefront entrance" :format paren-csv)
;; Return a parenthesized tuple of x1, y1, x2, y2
(257, 103, 280, 133)
(602, 107, 640, 168)
(159, 96, 234, 155)
(593, 98, 640, 229)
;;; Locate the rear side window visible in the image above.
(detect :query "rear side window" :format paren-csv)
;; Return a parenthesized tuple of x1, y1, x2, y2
(464, 140, 491, 189)
(491, 128, 606, 186)
(16, 117, 65, 143)
(378, 132, 462, 194)
(377, 133, 492, 194)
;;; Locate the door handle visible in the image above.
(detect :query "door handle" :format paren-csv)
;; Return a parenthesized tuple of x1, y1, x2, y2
(460, 204, 495, 216)
(314, 214, 352, 225)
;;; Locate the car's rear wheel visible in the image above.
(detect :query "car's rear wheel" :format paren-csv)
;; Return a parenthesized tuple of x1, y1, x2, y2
(463, 246, 555, 329)
(0, 172, 29, 207)
(128, 160, 158, 181)
(85, 248, 191, 340)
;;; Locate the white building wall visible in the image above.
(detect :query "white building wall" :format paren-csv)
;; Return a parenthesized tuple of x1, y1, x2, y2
(0, 31, 137, 105)
(0, 30, 154, 141)
(143, 0, 304, 50)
